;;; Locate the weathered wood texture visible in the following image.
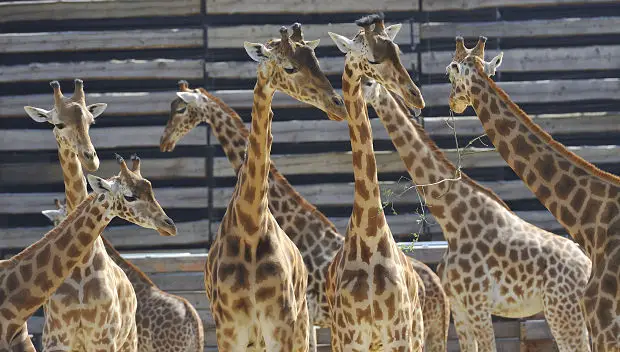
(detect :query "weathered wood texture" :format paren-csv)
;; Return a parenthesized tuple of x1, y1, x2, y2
(419, 17, 620, 39)
(421, 0, 617, 11)
(0, 0, 201, 22)
(205, 0, 418, 14)
(0, 29, 203, 53)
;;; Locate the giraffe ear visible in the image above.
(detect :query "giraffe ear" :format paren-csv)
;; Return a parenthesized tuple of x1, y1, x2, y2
(24, 106, 52, 123)
(176, 91, 200, 105)
(87, 103, 107, 119)
(384, 24, 402, 41)
(244, 42, 272, 62)
(304, 39, 320, 50)
(484, 52, 503, 77)
(42, 209, 64, 224)
(87, 174, 114, 194)
(328, 32, 354, 54)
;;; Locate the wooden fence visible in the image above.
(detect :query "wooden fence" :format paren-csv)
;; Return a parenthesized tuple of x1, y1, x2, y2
(1, 0, 619, 350)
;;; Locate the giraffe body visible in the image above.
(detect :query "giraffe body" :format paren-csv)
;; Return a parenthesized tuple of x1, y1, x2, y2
(0, 158, 175, 352)
(42, 201, 204, 352)
(447, 37, 618, 351)
(204, 25, 348, 351)
(327, 14, 426, 351)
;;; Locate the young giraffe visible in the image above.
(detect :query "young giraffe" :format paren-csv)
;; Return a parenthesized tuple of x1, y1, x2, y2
(327, 14, 426, 351)
(204, 25, 348, 351)
(161, 78, 451, 352)
(24, 80, 173, 351)
(363, 75, 592, 351)
(42, 196, 204, 352)
(0, 157, 176, 351)
(446, 36, 619, 351)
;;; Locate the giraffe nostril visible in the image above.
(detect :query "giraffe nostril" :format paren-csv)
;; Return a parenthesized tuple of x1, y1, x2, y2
(409, 87, 418, 97)
(332, 96, 344, 106)
(163, 217, 175, 227)
(83, 151, 93, 160)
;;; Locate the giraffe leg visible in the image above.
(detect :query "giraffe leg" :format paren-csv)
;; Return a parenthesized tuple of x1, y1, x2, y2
(451, 304, 477, 352)
(307, 297, 318, 352)
(468, 310, 496, 352)
(543, 293, 591, 352)
(293, 296, 311, 352)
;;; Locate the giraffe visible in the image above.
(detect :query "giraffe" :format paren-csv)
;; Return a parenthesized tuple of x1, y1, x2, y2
(42, 196, 205, 352)
(24, 80, 160, 351)
(161, 79, 452, 352)
(326, 13, 426, 351)
(0, 156, 176, 351)
(446, 36, 620, 351)
(363, 74, 593, 351)
(161, 78, 344, 352)
(203, 24, 348, 351)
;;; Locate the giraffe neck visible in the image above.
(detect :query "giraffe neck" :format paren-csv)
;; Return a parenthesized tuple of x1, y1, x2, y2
(196, 89, 249, 172)
(372, 84, 511, 230)
(468, 59, 620, 251)
(342, 65, 386, 239)
(58, 143, 88, 212)
(56, 140, 104, 268)
(101, 236, 155, 291)
(230, 73, 275, 235)
(2, 193, 112, 326)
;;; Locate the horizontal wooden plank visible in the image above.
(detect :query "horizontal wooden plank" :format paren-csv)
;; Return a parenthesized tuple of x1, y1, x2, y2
(0, 143, 615, 187)
(422, 0, 616, 11)
(0, 59, 203, 83)
(0, 0, 201, 23)
(4, 112, 616, 152)
(206, 53, 416, 80)
(419, 17, 620, 39)
(3, 78, 618, 118)
(207, 22, 413, 49)
(0, 209, 562, 250)
(421, 78, 620, 108)
(205, 0, 418, 14)
(0, 29, 203, 54)
(0, 170, 612, 213)
(422, 45, 620, 75)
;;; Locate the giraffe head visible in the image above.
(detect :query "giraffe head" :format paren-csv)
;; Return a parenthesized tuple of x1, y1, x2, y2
(42, 198, 68, 227)
(23, 79, 107, 172)
(243, 23, 348, 121)
(86, 154, 177, 237)
(160, 80, 220, 152)
(328, 13, 425, 110)
(446, 36, 504, 113)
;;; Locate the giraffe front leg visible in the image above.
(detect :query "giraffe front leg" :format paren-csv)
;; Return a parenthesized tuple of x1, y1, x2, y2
(543, 292, 591, 352)
(307, 296, 318, 352)
(469, 310, 496, 352)
(294, 295, 311, 352)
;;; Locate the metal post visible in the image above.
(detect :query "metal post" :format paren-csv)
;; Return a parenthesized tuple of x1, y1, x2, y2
(201, 0, 215, 248)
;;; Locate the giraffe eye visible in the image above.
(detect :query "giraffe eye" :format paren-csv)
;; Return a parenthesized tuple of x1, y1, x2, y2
(176, 107, 187, 114)
(124, 195, 137, 202)
(284, 67, 298, 74)
(55, 123, 65, 129)
(368, 60, 380, 65)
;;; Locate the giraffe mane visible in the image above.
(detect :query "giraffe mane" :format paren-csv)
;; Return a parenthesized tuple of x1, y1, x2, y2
(3, 193, 97, 268)
(100, 236, 157, 286)
(386, 89, 513, 211)
(471, 58, 620, 186)
(195, 88, 249, 139)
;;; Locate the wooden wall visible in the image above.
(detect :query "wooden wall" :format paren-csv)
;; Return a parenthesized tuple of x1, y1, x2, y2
(1, 0, 619, 350)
